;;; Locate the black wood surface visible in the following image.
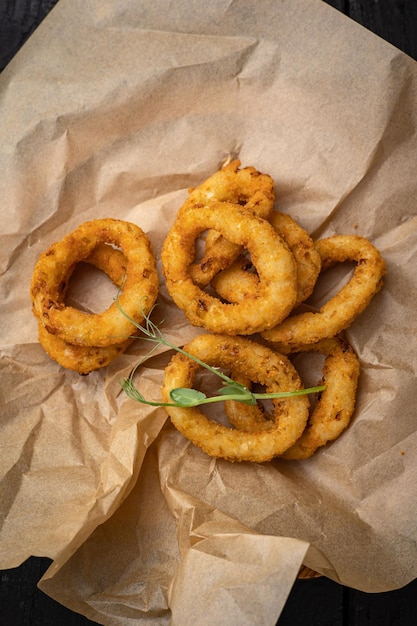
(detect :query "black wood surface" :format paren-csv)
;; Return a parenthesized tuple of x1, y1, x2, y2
(1, 1, 417, 625)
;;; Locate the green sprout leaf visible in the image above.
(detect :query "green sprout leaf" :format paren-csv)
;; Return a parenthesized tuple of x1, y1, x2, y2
(116, 298, 325, 409)
(170, 388, 207, 407)
(217, 382, 256, 404)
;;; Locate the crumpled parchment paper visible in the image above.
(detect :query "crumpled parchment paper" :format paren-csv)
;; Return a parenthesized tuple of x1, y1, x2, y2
(1, 0, 417, 624)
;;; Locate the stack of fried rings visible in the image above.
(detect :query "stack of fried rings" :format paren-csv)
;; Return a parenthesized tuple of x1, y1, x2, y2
(162, 334, 311, 463)
(160, 160, 387, 461)
(178, 159, 275, 286)
(29, 162, 386, 460)
(30, 218, 159, 374)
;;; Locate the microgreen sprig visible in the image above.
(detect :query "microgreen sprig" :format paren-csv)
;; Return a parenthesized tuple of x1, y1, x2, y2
(116, 300, 325, 409)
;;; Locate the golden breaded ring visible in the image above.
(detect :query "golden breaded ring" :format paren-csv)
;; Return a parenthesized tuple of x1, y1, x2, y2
(282, 337, 360, 459)
(31, 219, 159, 347)
(261, 235, 386, 351)
(225, 337, 360, 459)
(36, 243, 134, 374)
(37, 323, 134, 375)
(179, 160, 274, 218)
(210, 254, 260, 303)
(83, 241, 128, 282)
(161, 334, 310, 463)
(161, 203, 297, 335)
(211, 212, 321, 307)
(179, 160, 274, 286)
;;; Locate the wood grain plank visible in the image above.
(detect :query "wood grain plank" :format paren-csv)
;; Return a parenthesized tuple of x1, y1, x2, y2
(345, 579, 417, 626)
(0, 0, 59, 70)
(349, 0, 417, 56)
(277, 577, 345, 625)
(0, 557, 97, 625)
(324, 0, 417, 59)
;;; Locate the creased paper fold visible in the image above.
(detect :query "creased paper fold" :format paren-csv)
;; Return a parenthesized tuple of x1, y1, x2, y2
(1, 0, 417, 624)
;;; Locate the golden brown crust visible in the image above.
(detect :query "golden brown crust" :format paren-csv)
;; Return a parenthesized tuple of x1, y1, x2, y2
(31, 218, 159, 347)
(161, 202, 297, 335)
(34, 242, 135, 374)
(211, 211, 321, 308)
(162, 334, 309, 463)
(261, 235, 386, 351)
(225, 337, 360, 459)
(178, 160, 275, 287)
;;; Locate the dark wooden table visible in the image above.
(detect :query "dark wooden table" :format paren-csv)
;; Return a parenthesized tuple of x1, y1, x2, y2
(1, 1, 416, 624)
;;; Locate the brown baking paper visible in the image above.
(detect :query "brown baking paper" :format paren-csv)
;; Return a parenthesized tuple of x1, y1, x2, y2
(1, 0, 417, 623)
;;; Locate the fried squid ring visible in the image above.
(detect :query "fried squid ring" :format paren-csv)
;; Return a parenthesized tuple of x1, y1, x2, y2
(161, 203, 298, 335)
(261, 235, 386, 351)
(37, 323, 134, 375)
(211, 212, 321, 308)
(161, 334, 310, 463)
(36, 243, 134, 374)
(225, 337, 360, 459)
(31, 218, 159, 347)
(179, 160, 275, 286)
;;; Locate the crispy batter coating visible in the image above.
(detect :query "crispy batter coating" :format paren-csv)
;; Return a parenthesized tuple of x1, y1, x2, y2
(31, 218, 159, 347)
(36, 243, 134, 374)
(178, 160, 275, 286)
(282, 337, 360, 459)
(212, 211, 321, 308)
(30, 161, 387, 462)
(261, 235, 386, 351)
(161, 334, 310, 463)
(226, 337, 360, 459)
(161, 203, 298, 335)
(37, 323, 133, 375)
